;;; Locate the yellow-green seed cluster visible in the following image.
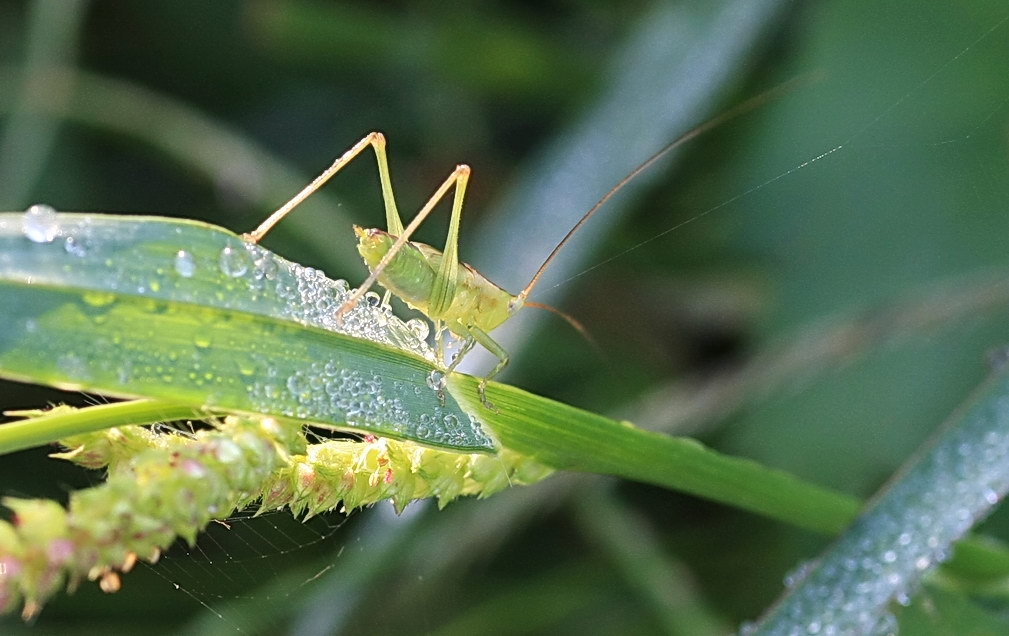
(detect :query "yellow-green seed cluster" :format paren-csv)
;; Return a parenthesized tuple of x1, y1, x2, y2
(0, 412, 552, 619)
(261, 435, 553, 517)
(0, 415, 289, 619)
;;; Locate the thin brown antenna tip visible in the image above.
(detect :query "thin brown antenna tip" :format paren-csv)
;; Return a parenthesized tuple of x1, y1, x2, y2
(518, 76, 810, 302)
(525, 301, 596, 346)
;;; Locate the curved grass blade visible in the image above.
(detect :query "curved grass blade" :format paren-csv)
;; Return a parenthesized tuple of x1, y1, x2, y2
(0, 400, 201, 454)
(0, 210, 856, 533)
(452, 374, 861, 535)
(0, 211, 492, 451)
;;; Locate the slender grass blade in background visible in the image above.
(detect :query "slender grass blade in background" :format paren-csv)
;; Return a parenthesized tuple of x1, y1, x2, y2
(0, 67, 362, 271)
(0, 0, 87, 206)
(750, 366, 1009, 634)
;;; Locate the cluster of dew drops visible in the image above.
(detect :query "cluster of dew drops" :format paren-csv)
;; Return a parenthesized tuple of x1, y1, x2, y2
(21, 204, 102, 260)
(213, 239, 434, 362)
(202, 240, 480, 445)
(21, 203, 433, 359)
(741, 400, 1009, 635)
(250, 361, 475, 447)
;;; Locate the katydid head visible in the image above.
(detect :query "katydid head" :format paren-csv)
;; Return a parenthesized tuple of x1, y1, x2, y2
(507, 294, 525, 316)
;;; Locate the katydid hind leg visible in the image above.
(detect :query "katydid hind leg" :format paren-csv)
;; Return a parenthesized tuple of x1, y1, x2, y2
(428, 164, 469, 318)
(336, 164, 471, 322)
(244, 132, 404, 243)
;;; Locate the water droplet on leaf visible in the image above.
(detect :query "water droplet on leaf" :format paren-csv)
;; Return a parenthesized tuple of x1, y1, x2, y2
(175, 250, 196, 277)
(22, 204, 59, 243)
(406, 318, 430, 340)
(426, 369, 446, 391)
(219, 245, 249, 277)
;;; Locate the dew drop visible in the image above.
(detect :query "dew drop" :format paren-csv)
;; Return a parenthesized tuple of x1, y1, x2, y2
(63, 235, 88, 257)
(22, 204, 59, 243)
(364, 291, 381, 307)
(784, 561, 813, 588)
(314, 296, 334, 313)
(252, 254, 279, 280)
(219, 245, 249, 277)
(287, 373, 307, 395)
(406, 318, 430, 340)
(174, 250, 196, 277)
(426, 369, 446, 391)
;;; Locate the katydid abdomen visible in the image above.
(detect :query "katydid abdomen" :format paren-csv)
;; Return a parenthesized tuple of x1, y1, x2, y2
(355, 226, 518, 337)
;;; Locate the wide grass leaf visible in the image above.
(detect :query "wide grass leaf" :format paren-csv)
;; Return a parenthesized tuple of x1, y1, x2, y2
(0, 211, 491, 451)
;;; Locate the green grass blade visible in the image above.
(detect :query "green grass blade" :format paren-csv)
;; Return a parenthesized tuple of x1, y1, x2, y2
(0, 211, 491, 451)
(750, 367, 1009, 634)
(0, 400, 201, 453)
(0, 210, 855, 533)
(457, 376, 861, 535)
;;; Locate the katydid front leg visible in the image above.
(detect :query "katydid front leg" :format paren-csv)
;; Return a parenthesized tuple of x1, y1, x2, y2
(464, 325, 509, 412)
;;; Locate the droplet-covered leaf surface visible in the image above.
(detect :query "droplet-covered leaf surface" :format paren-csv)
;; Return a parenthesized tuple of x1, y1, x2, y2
(0, 212, 494, 451)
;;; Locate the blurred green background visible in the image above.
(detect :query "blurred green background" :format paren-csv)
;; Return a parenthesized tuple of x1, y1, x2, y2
(3, 0, 1009, 633)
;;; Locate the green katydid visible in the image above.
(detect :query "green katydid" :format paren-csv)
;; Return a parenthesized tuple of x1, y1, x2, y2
(242, 90, 779, 409)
